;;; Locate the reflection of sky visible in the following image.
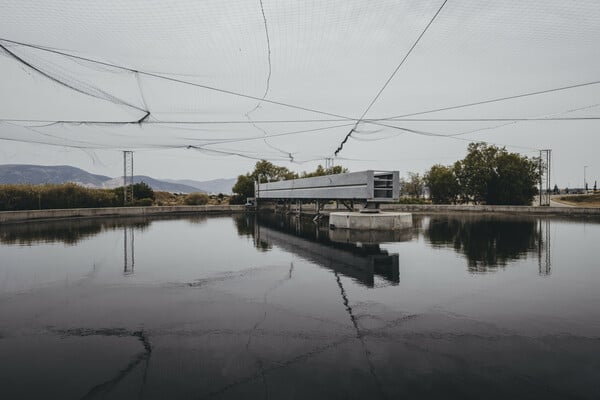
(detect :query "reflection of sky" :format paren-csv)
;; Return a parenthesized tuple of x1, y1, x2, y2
(2, 215, 600, 398)
(1, 215, 599, 337)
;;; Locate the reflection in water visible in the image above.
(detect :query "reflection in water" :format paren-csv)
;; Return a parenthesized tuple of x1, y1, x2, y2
(2, 214, 600, 399)
(0, 217, 151, 246)
(422, 215, 551, 274)
(0, 217, 153, 277)
(538, 219, 552, 276)
(0, 219, 102, 245)
(123, 226, 135, 275)
(235, 213, 405, 288)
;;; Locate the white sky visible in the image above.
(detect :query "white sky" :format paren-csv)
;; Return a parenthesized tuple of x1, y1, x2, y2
(1, 0, 599, 187)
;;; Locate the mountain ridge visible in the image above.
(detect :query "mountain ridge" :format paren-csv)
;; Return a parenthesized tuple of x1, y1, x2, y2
(0, 164, 235, 194)
(162, 178, 236, 194)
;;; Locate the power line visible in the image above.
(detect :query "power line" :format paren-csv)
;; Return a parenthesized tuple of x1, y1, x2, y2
(1, 37, 435, 142)
(177, 123, 356, 145)
(389, 117, 600, 122)
(2, 36, 598, 157)
(442, 103, 600, 138)
(2, 37, 600, 133)
(0, 118, 348, 125)
(0, 42, 147, 115)
(0, 37, 358, 123)
(334, 0, 448, 156)
(386, 80, 600, 119)
(2, 116, 600, 126)
(358, 0, 448, 122)
(358, 120, 540, 152)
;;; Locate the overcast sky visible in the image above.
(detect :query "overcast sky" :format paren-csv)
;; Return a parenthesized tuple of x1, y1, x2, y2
(1, 0, 599, 187)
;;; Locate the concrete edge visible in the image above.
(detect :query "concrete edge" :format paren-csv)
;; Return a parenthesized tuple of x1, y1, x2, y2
(380, 204, 600, 215)
(0, 205, 248, 224)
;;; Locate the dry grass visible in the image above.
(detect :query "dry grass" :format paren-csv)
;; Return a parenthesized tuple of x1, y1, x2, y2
(154, 191, 231, 206)
(556, 193, 600, 207)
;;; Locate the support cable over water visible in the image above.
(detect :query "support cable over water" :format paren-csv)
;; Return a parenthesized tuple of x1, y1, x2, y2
(334, 0, 448, 156)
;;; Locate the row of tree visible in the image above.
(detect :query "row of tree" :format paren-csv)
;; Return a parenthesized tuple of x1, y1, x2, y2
(421, 143, 540, 205)
(231, 143, 541, 206)
(231, 161, 347, 203)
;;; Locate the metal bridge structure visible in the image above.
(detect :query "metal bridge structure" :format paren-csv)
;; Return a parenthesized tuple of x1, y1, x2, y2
(254, 170, 400, 211)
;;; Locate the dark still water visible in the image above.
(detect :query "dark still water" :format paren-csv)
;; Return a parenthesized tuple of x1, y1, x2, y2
(1, 213, 599, 399)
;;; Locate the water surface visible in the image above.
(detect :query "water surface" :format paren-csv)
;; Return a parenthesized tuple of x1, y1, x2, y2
(1, 213, 599, 399)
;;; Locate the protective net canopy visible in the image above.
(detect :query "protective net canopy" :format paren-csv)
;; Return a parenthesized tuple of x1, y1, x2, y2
(1, 0, 600, 177)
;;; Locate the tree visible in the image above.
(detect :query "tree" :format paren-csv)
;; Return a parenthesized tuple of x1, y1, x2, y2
(231, 160, 347, 202)
(425, 164, 459, 204)
(133, 181, 154, 200)
(487, 152, 539, 205)
(301, 164, 348, 178)
(454, 143, 499, 204)
(454, 143, 539, 205)
(231, 161, 295, 203)
(401, 172, 424, 198)
(553, 184, 559, 194)
(231, 174, 255, 203)
(253, 160, 297, 183)
(113, 181, 154, 204)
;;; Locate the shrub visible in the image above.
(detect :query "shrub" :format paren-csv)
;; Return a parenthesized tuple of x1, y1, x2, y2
(134, 198, 154, 206)
(133, 182, 155, 200)
(0, 183, 119, 211)
(184, 192, 209, 205)
(397, 197, 429, 205)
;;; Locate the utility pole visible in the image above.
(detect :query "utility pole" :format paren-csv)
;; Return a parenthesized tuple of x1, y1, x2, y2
(539, 151, 542, 206)
(584, 165, 588, 192)
(123, 151, 134, 206)
(539, 149, 551, 206)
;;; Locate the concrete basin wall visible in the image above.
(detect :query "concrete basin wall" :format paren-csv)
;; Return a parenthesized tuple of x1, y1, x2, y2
(329, 212, 413, 230)
(0, 205, 247, 224)
(380, 204, 600, 215)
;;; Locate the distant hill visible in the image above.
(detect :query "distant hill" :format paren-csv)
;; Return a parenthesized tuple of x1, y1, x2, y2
(163, 178, 236, 194)
(0, 164, 214, 194)
(102, 176, 201, 193)
(0, 164, 110, 186)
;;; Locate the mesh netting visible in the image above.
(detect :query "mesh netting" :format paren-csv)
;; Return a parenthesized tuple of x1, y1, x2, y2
(1, 0, 599, 178)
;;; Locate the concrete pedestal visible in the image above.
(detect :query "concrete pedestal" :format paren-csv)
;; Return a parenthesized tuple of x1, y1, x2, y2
(329, 212, 412, 231)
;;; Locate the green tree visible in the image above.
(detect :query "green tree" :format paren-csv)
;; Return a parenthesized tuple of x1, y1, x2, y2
(454, 143, 539, 205)
(454, 143, 499, 204)
(487, 152, 539, 205)
(253, 160, 297, 183)
(113, 181, 155, 204)
(301, 164, 348, 178)
(425, 164, 459, 204)
(133, 181, 154, 200)
(231, 160, 347, 202)
(231, 174, 255, 203)
(400, 172, 424, 198)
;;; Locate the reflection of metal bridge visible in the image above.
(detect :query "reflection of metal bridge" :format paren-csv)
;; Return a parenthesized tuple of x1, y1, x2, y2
(255, 170, 400, 211)
(253, 215, 404, 287)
